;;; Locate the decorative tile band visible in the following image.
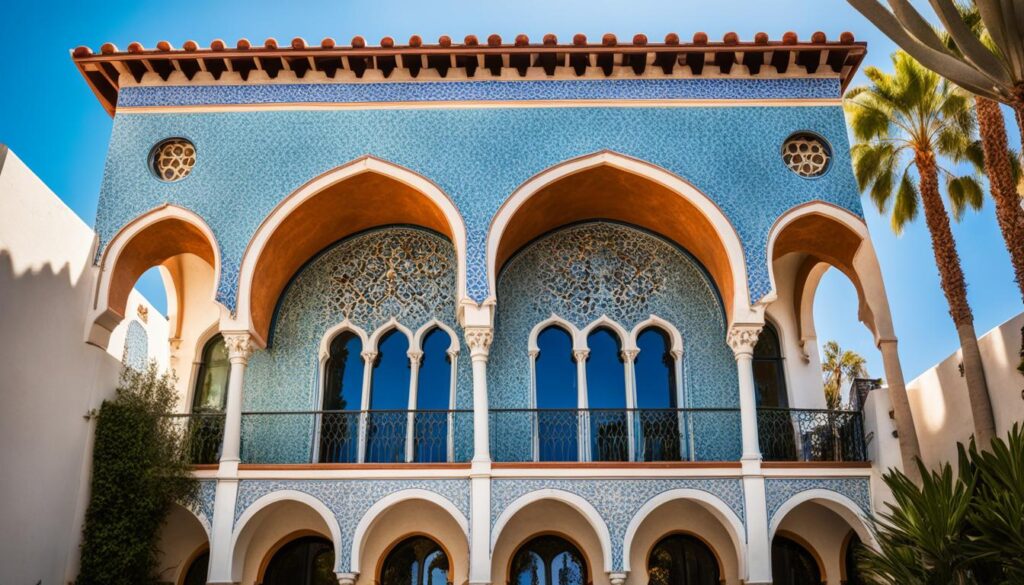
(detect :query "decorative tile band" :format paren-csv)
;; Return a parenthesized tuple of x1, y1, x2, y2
(118, 78, 842, 108)
(490, 478, 745, 569)
(765, 477, 872, 525)
(233, 479, 471, 572)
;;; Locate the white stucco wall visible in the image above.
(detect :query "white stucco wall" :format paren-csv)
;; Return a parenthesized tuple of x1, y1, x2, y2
(906, 312, 1024, 468)
(767, 253, 828, 410)
(0, 146, 169, 585)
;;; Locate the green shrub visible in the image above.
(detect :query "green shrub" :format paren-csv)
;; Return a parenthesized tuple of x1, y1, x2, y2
(77, 363, 198, 585)
(858, 424, 1024, 584)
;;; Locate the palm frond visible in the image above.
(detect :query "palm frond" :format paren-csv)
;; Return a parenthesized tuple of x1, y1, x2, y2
(892, 169, 920, 234)
(947, 175, 985, 220)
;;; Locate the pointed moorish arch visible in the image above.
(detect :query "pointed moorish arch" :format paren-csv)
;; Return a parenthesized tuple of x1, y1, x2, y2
(87, 204, 222, 348)
(765, 201, 896, 346)
(486, 151, 757, 326)
(233, 156, 469, 348)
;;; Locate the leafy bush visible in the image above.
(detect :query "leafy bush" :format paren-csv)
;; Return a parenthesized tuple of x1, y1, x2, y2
(858, 425, 1024, 584)
(77, 363, 198, 585)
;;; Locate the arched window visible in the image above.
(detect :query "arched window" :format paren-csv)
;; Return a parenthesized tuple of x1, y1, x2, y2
(367, 329, 412, 462)
(415, 328, 453, 462)
(182, 549, 209, 585)
(535, 326, 578, 461)
(380, 536, 450, 585)
(771, 536, 821, 585)
(262, 535, 336, 585)
(843, 532, 865, 585)
(585, 327, 627, 462)
(754, 324, 796, 461)
(647, 534, 720, 585)
(635, 327, 682, 462)
(510, 535, 587, 585)
(320, 331, 364, 463)
(752, 323, 788, 408)
(192, 335, 230, 412)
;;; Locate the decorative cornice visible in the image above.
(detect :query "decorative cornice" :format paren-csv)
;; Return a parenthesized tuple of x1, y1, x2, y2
(726, 325, 762, 357)
(223, 333, 254, 364)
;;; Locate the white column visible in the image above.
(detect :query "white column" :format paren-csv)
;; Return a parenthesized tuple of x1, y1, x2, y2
(219, 333, 254, 468)
(727, 325, 763, 465)
(878, 338, 923, 483)
(357, 351, 376, 463)
(406, 350, 423, 463)
(670, 348, 692, 460)
(528, 349, 540, 461)
(209, 333, 253, 584)
(465, 327, 493, 464)
(573, 349, 590, 462)
(741, 474, 773, 585)
(447, 349, 460, 463)
(621, 349, 639, 462)
(464, 326, 493, 585)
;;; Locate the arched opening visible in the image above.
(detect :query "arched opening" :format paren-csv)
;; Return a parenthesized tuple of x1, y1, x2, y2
(488, 153, 754, 325)
(236, 159, 468, 347)
(510, 535, 588, 585)
(841, 531, 865, 585)
(771, 534, 822, 585)
(193, 334, 230, 411)
(415, 327, 454, 462)
(648, 533, 721, 585)
(260, 534, 335, 585)
(635, 327, 683, 461)
(367, 328, 412, 463)
(379, 535, 451, 585)
(585, 327, 627, 462)
(535, 326, 579, 461)
(90, 205, 221, 352)
(770, 493, 873, 585)
(180, 547, 209, 585)
(320, 330, 364, 463)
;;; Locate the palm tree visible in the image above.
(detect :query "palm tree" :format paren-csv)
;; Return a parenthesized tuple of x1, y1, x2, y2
(821, 341, 869, 410)
(846, 51, 996, 446)
(940, 3, 1024, 304)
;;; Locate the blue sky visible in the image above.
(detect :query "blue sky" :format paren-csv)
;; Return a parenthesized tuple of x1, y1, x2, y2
(0, 0, 1019, 381)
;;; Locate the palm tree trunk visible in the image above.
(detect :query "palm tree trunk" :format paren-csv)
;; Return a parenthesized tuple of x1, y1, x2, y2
(915, 149, 996, 447)
(976, 97, 1024, 303)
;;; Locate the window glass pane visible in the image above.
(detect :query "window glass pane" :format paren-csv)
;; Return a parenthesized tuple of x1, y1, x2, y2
(511, 536, 586, 585)
(193, 335, 229, 412)
(182, 550, 209, 585)
(323, 332, 364, 411)
(367, 329, 411, 462)
(415, 328, 452, 462)
(585, 328, 626, 408)
(752, 324, 788, 408)
(380, 536, 449, 585)
(754, 325, 782, 358)
(648, 534, 719, 585)
(320, 331, 364, 463)
(771, 536, 821, 585)
(635, 328, 676, 409)
(535, 326, 576, 409)
(263, 536, 335, 585)
(535, 326, 578, 461)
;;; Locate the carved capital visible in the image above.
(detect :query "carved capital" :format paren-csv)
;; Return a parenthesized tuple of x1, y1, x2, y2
(336, 573, 359, 585)
(572, 349, 590, 363)
(607, 572, 629, 585)
(223, 333, 254, 364)
(446, 349, 460, 361)
(407, 350, 424, 367)
(726, 325, 762, 358)
(527, 349, 540, 359)
(620, 349, 639, 363)
(361, 351, 378, 364)
(464, 327, 493, 359)
(670, 348, 684, 361)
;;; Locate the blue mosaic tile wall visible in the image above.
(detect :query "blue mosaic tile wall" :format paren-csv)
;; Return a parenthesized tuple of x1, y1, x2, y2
(118, 78, 841, 108)
(234, 478, 470, 572)
(241, 228, 473, 462)
(95, 98, 861, 306)
(122, 319, 148, 371)
(491, 478, 744, 570)
(490, 223, 741, 461)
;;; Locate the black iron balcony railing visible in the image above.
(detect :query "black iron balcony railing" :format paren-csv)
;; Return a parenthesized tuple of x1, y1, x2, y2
(167, 413, 225, 465)
(488, 408, 744, 463)
(758, 408, 867, 462)
(169, 407, 866, 466)
(239, 409, 474, 464)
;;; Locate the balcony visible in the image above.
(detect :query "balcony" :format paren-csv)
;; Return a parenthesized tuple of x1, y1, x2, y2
(174, 407, 866, 466)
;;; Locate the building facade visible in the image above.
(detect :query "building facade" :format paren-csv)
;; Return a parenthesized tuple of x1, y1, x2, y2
(65, 32, 912, 585)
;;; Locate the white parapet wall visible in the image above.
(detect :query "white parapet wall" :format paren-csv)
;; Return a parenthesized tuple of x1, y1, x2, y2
(906, 312, 1024, 468)
(0, 145, 169, 585)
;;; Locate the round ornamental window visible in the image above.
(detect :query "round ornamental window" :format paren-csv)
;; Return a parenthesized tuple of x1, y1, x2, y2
(151, 139, 196, 182)
(782, 133, 831, 178)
